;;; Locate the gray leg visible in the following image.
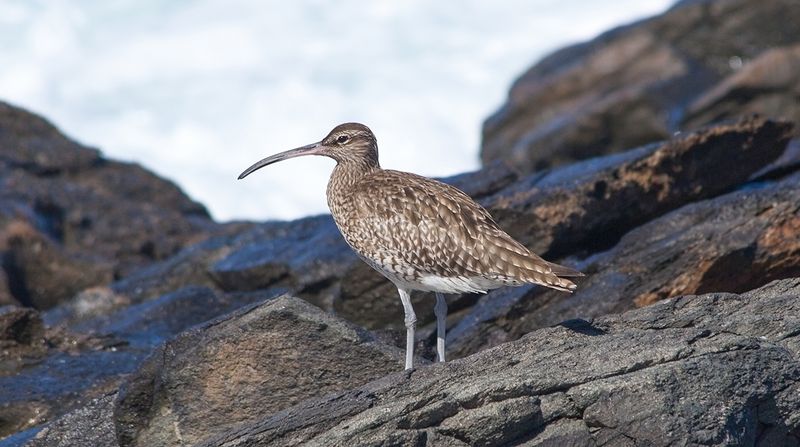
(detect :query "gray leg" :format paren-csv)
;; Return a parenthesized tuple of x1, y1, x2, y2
(398, 288, 416, 370)
(434, 293, 447, 362)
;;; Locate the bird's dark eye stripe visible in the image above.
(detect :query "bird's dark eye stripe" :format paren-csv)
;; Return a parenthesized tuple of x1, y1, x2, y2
(337, 135, 349, 143)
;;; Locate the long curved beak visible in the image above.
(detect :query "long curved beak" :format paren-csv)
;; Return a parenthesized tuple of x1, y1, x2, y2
(237, 142, 323, 179)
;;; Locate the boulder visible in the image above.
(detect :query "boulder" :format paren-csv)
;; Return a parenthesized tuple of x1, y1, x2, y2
(2, 221, 112, 310)
(201, 278, 800, 446)
(113, 295, 405, 447)
(0, 101, 214, 309)
(481, 0, 800, 172)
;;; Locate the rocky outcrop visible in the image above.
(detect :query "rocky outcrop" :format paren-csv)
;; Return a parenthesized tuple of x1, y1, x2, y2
(113, 295, 404, 447)
(685, 44, 800, 133)
(5, 114, 797, 444)
(0, 101, 214, 310)
(3, 0, 800, 444)
(483, 116, 792, 257)
(481, 0, 800, 172)
(449, 170, 800, 358)
(199, 278, 800, 446)
(0, 286, 275, 437)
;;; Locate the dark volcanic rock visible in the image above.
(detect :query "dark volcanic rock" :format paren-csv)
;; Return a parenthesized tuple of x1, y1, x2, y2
(450, 170, 800, 358)
(0, 103, 99, 174)
(485, 116, 793, 257)
(0, 270, 15, 307)
(2, 221, 113, 310)
(208, 216, 355, 311)
(0, 287, 272, 439)
(4, 1, 800, 441)
(685, 44, 800, 132)
(114, 295, 404, 447)
(201, 278, 800, 447)
(481, 0, 800, 172)
(24, 393, 118, 447)
(0, 306, 43, 347)
(0, 101, 214, 309)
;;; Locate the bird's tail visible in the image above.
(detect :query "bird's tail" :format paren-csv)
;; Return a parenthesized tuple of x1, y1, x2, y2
(522, 269, 579, 293)
(538, 260, 584, 292)
(500, 254, 583, 293)
(485, 233, 585, 293)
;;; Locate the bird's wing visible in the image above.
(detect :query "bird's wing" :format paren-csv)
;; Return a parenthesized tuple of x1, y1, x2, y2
(346, 170, 581, 291)
(345, 170, 494, 278)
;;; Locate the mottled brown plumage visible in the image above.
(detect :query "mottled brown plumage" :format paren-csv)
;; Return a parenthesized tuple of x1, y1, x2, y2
(239, 122, 583, 369)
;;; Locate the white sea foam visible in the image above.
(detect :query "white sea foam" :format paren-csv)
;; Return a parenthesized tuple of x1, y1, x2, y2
(0, 0, 672, 221)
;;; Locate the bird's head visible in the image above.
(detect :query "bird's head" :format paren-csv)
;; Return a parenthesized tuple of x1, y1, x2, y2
(238, 122, 379, 180)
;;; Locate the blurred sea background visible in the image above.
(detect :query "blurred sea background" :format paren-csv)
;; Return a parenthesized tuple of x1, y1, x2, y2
(0, 0, 672, 221)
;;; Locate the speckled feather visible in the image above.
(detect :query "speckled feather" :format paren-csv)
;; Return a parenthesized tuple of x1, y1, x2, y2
(322, 123, 581, 294)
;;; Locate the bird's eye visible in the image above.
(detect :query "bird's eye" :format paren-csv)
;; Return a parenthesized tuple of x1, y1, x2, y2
(337, 135, 349, 144)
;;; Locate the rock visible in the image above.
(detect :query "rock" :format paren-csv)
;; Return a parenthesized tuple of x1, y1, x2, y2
(2, 221, 112, 310)
(0, 102, 100, 174)
(0, 342, 137, 438)
(0, 305, 43, 346)
(201, 278, 800, 446)
(450, 170, 800, 358)
(685, 44, 800, 131)
(0, 287, 273, 439)
(208, 216, 355, 311)
(104, 223, 253, 312)
(0, 270, 16, 307)
(753, 138, 800, 182)
(41, 287, 132, 329)
(79, 286, 274, 349)
(483, 116, 793, 257)
(113, 295, 404, 447)
(443, 160, 520, 200)
(0, 100, 215, 308)
(481, 0, 800, 172)
(23, 393, 118, 447)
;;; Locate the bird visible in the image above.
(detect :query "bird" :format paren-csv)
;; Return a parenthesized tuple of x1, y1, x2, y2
(238, 123, 583, 370)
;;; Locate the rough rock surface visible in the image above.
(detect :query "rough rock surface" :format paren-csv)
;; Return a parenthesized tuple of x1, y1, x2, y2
(22, 393, 118, 447)
(0, 287, 273, 438)
(201, 278, 800, 447)
(483, 116, 792, 257)
(481, 0, 800, 172)
(0, 306, 43, 347)
(114, 295, 404, 447)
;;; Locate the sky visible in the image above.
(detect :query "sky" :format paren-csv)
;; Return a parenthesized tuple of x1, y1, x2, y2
(0, 0, 673, 221)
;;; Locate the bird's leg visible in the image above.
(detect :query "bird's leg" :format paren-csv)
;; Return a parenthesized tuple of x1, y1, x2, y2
(398, 288, 416, 370)
(434, 293, 447, 362)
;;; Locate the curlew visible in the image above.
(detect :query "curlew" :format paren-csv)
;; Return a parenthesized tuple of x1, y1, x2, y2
(238, 123, 583, 370)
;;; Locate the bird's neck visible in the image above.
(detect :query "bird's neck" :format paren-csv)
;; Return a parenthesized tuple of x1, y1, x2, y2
(327, 162, 378, 214)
